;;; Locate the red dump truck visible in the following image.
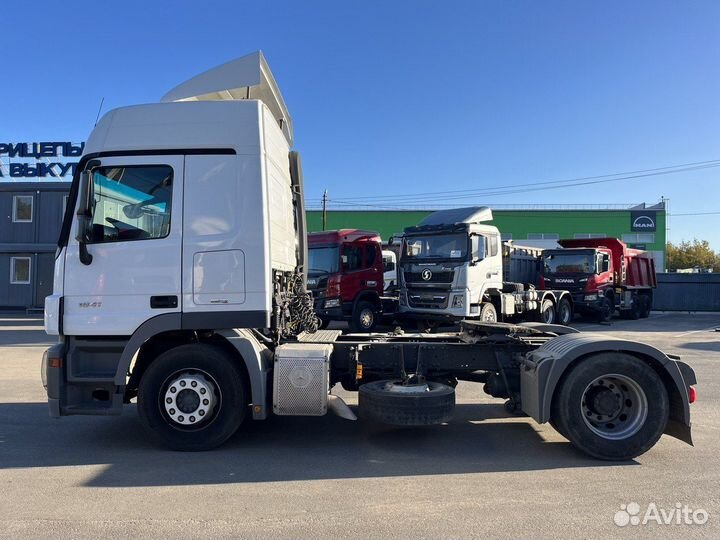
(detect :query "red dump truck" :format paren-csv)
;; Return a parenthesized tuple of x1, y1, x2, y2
(541, 238, 657, 322)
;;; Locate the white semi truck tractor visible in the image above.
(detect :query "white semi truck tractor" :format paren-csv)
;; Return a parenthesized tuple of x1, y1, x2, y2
(398, 207, 573, 327)
(42, 52, 697, 460)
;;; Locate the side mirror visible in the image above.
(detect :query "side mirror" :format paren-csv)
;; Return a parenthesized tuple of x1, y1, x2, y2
(75, 165, 98, 265)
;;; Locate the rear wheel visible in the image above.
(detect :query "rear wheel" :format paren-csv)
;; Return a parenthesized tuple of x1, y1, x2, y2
(359, 380, 455, 425)
(621, 296, 641, 320)
(351, 301, 378, 332)
(557, 298, 573, 326)
(138, 343, 248, 451)
(550, 353, 668, 460)
(538, 298, 556, 324)
(639, 295, 652, 318)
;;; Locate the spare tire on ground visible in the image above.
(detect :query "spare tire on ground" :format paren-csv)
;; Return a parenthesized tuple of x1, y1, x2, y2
(358, 380, 455, 426)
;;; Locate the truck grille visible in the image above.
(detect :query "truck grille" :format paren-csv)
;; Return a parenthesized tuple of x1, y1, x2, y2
(407, 289, 449, 309)
(306, 276, 328, 290)
(403, 271, 454, 284)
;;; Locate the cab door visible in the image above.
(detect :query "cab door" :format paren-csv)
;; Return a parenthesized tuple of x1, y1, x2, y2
(62, 155, 184, 336)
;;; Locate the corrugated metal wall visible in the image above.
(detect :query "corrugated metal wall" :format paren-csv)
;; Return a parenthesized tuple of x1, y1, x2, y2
(654, 273, 720, 311)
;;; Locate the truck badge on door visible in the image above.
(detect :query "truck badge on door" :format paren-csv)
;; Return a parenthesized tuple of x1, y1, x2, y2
(421, 269, 433, 281)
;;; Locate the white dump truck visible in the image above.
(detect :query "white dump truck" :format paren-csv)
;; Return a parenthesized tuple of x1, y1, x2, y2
(42, 52, 696, 460)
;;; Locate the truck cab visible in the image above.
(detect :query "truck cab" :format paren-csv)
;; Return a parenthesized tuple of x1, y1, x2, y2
(398, 207, 503, 321)
(43, 52, 316, 422)
(307, 229, 385, 331)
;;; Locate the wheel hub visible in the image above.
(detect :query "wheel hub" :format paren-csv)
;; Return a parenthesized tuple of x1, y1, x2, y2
(163, 372, 217, 426)
(581, 374, 648, 440)
(360, 309, 374, 327)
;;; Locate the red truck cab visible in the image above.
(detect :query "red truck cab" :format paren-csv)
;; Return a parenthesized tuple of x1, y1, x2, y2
(541, 238, 656, 321)
(307, 229, 385, 331)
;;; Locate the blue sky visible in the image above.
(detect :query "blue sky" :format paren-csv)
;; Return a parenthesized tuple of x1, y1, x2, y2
(1, 0, 718, 246)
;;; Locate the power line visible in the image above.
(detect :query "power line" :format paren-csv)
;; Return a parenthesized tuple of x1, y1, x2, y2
(324, 159, 720, 205)
(671, 211, 720, 216)
(311, 163, 719, 210)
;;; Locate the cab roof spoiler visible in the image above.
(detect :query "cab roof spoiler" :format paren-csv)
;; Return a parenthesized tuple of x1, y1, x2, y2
(161, 51, 293, 145)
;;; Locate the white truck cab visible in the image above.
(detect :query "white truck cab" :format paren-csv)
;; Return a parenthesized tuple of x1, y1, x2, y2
(44, 52, 315, 425)
(398, 207, 504, 321)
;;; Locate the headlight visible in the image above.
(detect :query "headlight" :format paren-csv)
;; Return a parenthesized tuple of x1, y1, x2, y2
(452, 295, 464, 308)
(584, 294, 598, 301)
(324, 298, 341, 308)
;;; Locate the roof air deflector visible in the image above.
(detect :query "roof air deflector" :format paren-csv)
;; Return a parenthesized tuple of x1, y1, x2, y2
(161, 51, 293, 144)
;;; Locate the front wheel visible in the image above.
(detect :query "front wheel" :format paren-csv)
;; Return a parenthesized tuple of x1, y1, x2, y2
(597, 295, 613, 323)
(479, 302, 497, 322)
(138, 343, 248, 451)
(351, 301, 379, 332)
(317, 317, 331, 330)
(550, 353, 669, 460)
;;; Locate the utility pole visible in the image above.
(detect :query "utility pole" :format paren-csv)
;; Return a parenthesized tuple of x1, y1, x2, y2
(322, 189, 328, 231)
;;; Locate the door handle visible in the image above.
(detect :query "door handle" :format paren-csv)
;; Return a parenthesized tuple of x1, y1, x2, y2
(150, 295, 178, 309)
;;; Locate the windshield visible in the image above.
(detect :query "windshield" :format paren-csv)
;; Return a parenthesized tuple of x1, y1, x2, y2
(403, 234, 468, 261)
(544, 252, 596, 274)
(308, 246, 340, 275)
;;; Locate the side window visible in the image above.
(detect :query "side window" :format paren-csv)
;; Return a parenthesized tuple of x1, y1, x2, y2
(489, 234, 499, 257)
(383, 255, 395, 272)
(471, 235, 486, 260)
(10, 256, 31, 284)
(89, 165, 173, 243)
(365, 245, 377, 269)
(13, 195, 33, 223)
(343, 246, 362, 272)
(342, 245, 363, 272)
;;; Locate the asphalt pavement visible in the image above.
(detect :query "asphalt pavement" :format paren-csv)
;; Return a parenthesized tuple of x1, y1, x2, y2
(0, 312, 718, 539)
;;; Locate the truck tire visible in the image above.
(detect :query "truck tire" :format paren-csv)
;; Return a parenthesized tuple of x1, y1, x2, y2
(359, 380, 455, 426)
(137, 343, 248, 451)
(538, 298, 556, 324)
(550, 352, 669, 460)
(416, 319, 441, 333)
(480, 302, 497, 322)
(318, 317, 331, 330)
(557, 298, 573, 326)
(621, 296, 641, 320)
(351, 301, 378, 332)
(597, 295, 613, 323)
(639, 295, 652, 318)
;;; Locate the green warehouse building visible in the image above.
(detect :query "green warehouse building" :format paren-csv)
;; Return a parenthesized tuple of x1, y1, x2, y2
(307, 202, 666, 271)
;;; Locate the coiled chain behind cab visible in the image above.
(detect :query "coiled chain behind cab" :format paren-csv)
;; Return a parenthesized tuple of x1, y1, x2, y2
(281, 272, 319, 337)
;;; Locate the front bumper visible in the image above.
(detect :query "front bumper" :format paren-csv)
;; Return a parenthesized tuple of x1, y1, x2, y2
(570, 293, 604, 313)
(313, 297, 349, 320)
(42, 342, 65, 418)
(398, 289, 469, 320)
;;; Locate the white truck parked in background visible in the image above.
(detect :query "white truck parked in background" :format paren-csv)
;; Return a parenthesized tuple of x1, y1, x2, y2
(42, 52, 696, 460)
(398, 207, 573, 327)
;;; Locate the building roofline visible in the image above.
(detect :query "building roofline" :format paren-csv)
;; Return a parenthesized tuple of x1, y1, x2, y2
(0, 181, 71, 192)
